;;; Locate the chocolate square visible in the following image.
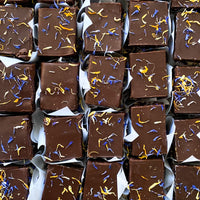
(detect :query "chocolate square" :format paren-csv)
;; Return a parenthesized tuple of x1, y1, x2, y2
(130, 50, 168, 99)
(129, 1, 169, 46)
(0, 0, 30, 4)
(0, 115, 32, 161)
(40, 62, 79, 112)
(85, 55, 126, 108)
(129, 159, 165, 200)
(87, 111, 125, 158)
(173, 66, 200, 114)
(174, 119, 200, 162)
(0, 167, 29, 200)
(82, 161, 121, 200)
(174, 10, 200, 61)
(42, 165, 83, 200)
(0, 6, 33, 60)
(38, 7, 76, 56)
(171, 0, 200, 8)
(131, 104, 167, 158)
(175, 165, 200, 200)
(84, 3, 122, 53)
(0, 63, 35, 113)
(44, 115, 83, 162)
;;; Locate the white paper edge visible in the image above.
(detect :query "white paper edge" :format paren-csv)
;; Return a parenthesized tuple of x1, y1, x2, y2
(117, 166, 128, 199)
(45, 157, 82, 165)
(44, 106, 79, 116)
(124, 117, 139, 142)
(166, 116, 175, 153)
(123, 68, 133, 92)
(123, 12, 129, 45)
(181, 155, 200, 163)
(167, 64, 173, 98)
(28, 155, 46, 200)
(0, 56, 23, 67)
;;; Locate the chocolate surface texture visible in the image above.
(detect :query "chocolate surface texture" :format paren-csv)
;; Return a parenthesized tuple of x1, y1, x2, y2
(171, 0, 200, 8)
(130, 50, 168, 99)
(85, 55, 126, 108)
(129, 1, 169, 46)
(174, 9, 200, 61)
(85, 3, 122, 53)
(0, 6, 33, 60)
(173, 66, 200, 113)
(38, 7, 76, 56)
(44, 115, 83, 162)
(131, 104, 167, 158)
(88, 111, 124, 158)
(0, 167, 29, 200)
(129, 159, 165, 200)
(0, 115, 32, 161)
(175, 165, 200, 200)
(82, 161, 120, 200)
(42, 165, 83, 200)
(174, 119, 200, 161)
(40, 62, 79, 112)
(0, 62, 35, 113)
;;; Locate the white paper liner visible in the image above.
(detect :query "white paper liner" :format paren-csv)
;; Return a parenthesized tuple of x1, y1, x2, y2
(0, 56, 23, 67)
(117, 166, 128, 199)
(28, 155, 46, 200)
(123, 12, 129, 45)
(164, 157, 174, 200)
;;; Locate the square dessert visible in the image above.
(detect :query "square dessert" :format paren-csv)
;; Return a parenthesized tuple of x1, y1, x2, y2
(129, 1, 169, 46)
(44, 115, 83, 162)
(175, 165, 200, 200)
(0, 62, 35, 113)
(129, 158, 165, 200)
(38, 7, 76, 57)
(174, 119, 200, 162)
(0, 6, 33, 60)
(42, 165, 83, 200)
(173, 66, 200, 114)
(0, 167, 29, 200)
(0, 115, 32, 161)
(174, 9, 200, 61)
(82, 161, 121, 200)
(40, 62, 79, 112)
(87, 111, 125, 158)
(171, 0, 200, 8)
(130, 50, 168, 99)
(85, 55, 126, 108)
(131, 104, 167, 158)
(84, 3, 122, 53)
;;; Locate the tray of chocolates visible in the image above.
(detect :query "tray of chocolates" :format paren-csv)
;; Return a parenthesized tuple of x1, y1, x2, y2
(0, 0, 200, 199)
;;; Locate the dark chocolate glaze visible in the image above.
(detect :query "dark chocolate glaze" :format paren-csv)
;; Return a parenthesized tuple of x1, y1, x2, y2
(173, 66, 200, 113)
(0, 62, 35, 113)
(85, 55, 126, 108)
(44, 115, 83, 162)
(37, 0, 74, 4)
(129, 1, 169, 46)
(84, 3, 122, 53)
(88, 112, 125, 158)
(129, 159, 165, 200)
(42, 165, 83, 200)
(130, 50, 168, 99)
(40, 62, 79, 112)
(171, 0, 200, 8)
(0, 115, 32, 161)
(38, 7, 76, 56)
(174, 10, 200, 61)
(131, 104, 167, 158)
(0, 0, 30, 3)
(82, 161, 121, 200)
(0, 6, 33, 60)
(0, 167, 29, 200)
(175, 165, 200, 200)
(174, 119, 200, 161)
